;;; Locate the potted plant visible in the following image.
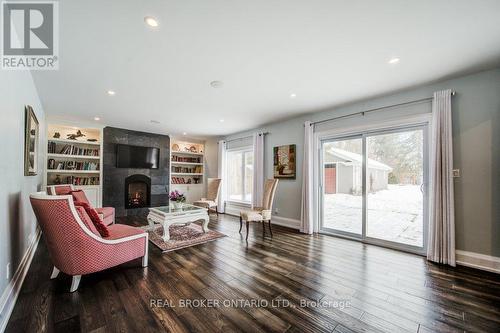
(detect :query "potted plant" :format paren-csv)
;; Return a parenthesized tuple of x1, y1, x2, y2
(169, 190, 186, 209)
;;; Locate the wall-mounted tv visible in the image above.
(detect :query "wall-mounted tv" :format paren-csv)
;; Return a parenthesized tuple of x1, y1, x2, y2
(116, 144, 159, 169)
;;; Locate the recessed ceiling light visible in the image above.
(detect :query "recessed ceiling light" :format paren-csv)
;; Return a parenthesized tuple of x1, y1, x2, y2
(210, 80, 224, 88)
(290, 93, 297, 98)
(182, 132, 187, 136)
(150, 120, 160, 124)
(219, 119, 225, 123)
(144, 16, 159, 28)
(388, 57, 400, 64)
(94, 117, 100, 121)
(107, 90, 116, 96)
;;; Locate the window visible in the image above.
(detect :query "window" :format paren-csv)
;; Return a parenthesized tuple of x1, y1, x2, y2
(227, 148, 253, 203)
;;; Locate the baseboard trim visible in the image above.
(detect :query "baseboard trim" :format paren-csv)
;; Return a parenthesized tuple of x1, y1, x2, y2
(270, 216, 301, 230)
(456, 250, 500, 274)
(0, 229, 41, 333)
(224, 210, 301, 230)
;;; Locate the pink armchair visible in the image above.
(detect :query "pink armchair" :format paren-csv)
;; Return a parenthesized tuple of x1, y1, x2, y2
(30, 192, 148, 292)
(47, 185, 115, 226)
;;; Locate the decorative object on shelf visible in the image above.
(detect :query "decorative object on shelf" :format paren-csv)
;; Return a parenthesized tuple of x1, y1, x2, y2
(24, 105, 39, 176)
(54, 175, 62, 185)
(53, 132, 61, 138)
(87, 138, 98, 142)
(172, 144, 180, 152)
(169, 190, 186, 209)
(67, 130, 86, 140)
(189, 145, 198, 153)
(273, 144, 296, 179)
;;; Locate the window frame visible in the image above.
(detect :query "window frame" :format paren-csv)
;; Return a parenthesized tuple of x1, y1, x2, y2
(225, 146, 254, 205)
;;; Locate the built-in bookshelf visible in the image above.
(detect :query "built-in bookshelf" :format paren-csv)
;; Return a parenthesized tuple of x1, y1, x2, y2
(45, 124, 103, 207)
(170, 140, 205, 203)
(170, 141, 204, 185)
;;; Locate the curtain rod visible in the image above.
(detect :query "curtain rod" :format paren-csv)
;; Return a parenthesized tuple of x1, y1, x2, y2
(310, 91, 456, 127)
(223, 132, 269, 144)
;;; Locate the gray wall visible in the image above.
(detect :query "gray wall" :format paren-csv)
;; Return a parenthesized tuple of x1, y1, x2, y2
(225, 68, 500, 257)
(0, 69, 46, 308)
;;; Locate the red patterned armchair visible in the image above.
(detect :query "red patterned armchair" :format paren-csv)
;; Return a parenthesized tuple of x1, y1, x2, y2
(30, 192, 148, 292)
(47, 185, 115, 226)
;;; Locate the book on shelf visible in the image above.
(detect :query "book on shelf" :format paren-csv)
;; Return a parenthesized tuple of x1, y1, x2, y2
(171, 165, 203, 173)
(48, 159, 99, 171)
(171, 155, 202, 163)
(48, 142, 99, 156)
(49, 176, 100, 186)
(171, 177, 201, 185)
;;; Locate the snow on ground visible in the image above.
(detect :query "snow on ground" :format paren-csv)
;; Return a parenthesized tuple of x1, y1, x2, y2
(323, 185, 423, 247)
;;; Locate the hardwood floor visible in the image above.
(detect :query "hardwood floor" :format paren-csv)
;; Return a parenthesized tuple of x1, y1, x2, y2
(6, 214, 500, 333)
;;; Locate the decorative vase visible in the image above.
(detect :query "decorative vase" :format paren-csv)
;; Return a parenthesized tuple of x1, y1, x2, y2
(171, 201, 183, 209)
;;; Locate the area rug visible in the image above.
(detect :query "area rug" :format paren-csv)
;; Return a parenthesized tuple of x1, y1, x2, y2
(142, 223, 226, 253)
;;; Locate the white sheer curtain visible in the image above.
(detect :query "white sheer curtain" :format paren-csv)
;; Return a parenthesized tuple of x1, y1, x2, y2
(252, 133, 265, 208)
(428, 89, 455, 266)
(300, 121, 314, 234)
(217, 140, 227, 213)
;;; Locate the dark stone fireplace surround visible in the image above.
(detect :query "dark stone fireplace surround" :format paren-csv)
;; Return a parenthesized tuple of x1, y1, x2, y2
(125, 174, 151, 209)
(103, 127, 170, 217)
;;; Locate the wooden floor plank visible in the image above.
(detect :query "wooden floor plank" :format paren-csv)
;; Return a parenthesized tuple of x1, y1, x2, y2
(5, 214, 500, 333)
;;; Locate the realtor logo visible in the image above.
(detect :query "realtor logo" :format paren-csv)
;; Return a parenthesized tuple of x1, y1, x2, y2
(1, 1, 58, 70)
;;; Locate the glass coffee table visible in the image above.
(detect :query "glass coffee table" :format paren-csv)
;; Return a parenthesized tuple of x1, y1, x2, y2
(147, 204, 209, 242)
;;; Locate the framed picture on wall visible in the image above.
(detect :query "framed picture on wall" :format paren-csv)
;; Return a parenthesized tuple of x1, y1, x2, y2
(273, 144, 296, 179)
(24, 105, 39, 176)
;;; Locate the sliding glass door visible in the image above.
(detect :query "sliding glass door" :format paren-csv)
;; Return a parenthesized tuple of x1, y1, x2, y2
(320, 136, 363, 237)
(320, 124, 428, 253)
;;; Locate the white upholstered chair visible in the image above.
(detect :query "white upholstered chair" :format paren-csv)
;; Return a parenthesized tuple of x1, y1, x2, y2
(239, 179, 279, 241)
(193, 178, 222, 216)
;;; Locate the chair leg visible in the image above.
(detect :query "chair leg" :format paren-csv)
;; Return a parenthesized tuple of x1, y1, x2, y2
(268, 220, 273, 238)
(70, 275, 81, 293)
(239, 216, 243, 233)
(50, 266, 60, 279)
(246, 221, 250, 241)
(262, 220, 266, 238)
(142, 244, 149, 268)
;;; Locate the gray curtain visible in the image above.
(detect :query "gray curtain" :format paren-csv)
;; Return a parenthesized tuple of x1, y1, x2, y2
(300, 121, 314, 234)
(427, 89, 455, 266)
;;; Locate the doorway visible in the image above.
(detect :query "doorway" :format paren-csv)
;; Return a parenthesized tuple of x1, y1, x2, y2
(319, 124, 428, 253)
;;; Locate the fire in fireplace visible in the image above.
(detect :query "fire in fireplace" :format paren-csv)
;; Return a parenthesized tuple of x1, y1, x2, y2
(124, 174, 151, 209)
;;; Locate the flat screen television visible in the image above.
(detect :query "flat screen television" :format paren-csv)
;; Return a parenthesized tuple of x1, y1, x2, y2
(116, 144, 160, 169)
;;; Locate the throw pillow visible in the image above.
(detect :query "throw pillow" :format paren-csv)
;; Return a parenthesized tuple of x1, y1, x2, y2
(73, 201, 110, 237)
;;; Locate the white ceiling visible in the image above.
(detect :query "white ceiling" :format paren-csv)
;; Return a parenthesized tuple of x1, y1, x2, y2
(33, 0, 500, 137)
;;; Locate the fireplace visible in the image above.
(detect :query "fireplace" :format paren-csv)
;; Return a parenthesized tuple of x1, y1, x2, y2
(125, 174, 151, 209)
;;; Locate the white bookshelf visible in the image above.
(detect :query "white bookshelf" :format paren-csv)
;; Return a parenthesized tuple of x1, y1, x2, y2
(170, 140, 205, 203)
(45, 124, 103, 207)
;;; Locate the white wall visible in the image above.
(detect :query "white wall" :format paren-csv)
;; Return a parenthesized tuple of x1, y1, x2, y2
(0, 67, 46, 327)
(225, 68, 500, 257)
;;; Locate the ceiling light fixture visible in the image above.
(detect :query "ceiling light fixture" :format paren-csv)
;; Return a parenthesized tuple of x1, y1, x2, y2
(290, 93, 297, 98)
(144, 16, 159, 28)
(150, 120, 160, 124)
(94, 117, 101, 121)
(182, 132, 187, 136)
(107, 90, 116, 96)
(219, 119, 225, 123)
(388, 57, 400, 64)
(210, 80, 224, 88)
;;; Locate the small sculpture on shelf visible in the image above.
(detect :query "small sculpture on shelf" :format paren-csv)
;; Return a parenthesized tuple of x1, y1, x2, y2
(67, 130, 86, 140)
(54, 175, 62, 185)
(53, 132, 61, 138)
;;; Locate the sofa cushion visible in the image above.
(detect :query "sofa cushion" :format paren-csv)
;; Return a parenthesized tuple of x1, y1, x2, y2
(105, 224, 145, 240)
